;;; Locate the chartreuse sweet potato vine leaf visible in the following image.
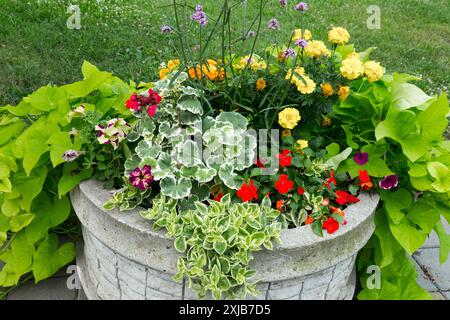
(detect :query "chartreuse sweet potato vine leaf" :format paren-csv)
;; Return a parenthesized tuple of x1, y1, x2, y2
(1, 61, 131, 288)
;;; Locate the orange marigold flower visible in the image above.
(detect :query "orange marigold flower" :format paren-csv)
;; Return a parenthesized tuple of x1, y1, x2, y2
(321, 83, 334, 97)
(276, 200, 285, 212)
(256, 78, 267, 91)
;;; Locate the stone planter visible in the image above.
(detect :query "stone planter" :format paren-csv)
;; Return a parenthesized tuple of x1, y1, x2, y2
(71, 180, 379, 300)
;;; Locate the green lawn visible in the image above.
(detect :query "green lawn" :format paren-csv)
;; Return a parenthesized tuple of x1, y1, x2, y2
(1, 0, 449, 106)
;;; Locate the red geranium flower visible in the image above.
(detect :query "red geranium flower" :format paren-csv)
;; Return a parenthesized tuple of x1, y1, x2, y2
(323, 217, 340, 234)
(276, 200, 285, 212)
(326, 171, 337, 189)
(275, 174, 294, 194)
(358, 170, 373, 191)
(147, 105, 158, 117)
(335, 190, 360, 205)
(277, 149, 292, 167)
(148, 88, 162, 104)
(212, 193, 224, 202)
(255, 158, 266, 169)
(305, 215, 314, 225)
(237, 180, 258, 202)
(126, 94, 140, 111)
(297, 187, 305, 195)
(330, 206, 345, 217)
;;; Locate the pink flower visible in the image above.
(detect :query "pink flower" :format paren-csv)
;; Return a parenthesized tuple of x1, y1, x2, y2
(354, 151, 369, 166)
(147, 105, 158, 117)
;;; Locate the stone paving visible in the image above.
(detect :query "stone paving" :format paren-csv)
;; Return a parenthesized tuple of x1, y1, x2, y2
(1, 218, 449, 300)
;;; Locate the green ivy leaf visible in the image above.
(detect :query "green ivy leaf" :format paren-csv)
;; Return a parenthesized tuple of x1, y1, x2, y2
(9, 213, 35, 232)
(32, 234, 76, 283)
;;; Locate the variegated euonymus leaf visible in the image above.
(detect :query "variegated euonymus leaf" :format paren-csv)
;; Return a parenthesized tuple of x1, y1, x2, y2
(159, 176, 192, 199)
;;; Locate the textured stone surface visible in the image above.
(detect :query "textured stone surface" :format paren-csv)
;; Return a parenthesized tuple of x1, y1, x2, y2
(71, 179, 380, 300)
(6, 277, 78, 300)
(414, 248, 450, 291)
(413, 257, 439, 292)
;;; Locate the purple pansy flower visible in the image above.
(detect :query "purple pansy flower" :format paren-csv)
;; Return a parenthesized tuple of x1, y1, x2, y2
(129, 165, 154, 191)
(160, 25, 173, 33)
(191, 4, 208, 26)
(294, 2, 308, 12)
(62, 150, 82, 162)
(379, 175, 399, 190)
(268, 18, 280, 30)
(354, 151, 369, 166)
(295, 38, 308, 48)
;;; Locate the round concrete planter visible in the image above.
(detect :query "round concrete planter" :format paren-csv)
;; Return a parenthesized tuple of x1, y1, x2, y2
(71, 179, 379, 300)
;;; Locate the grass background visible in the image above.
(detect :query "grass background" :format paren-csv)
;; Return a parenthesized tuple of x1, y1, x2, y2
(0, 0, 449, 106)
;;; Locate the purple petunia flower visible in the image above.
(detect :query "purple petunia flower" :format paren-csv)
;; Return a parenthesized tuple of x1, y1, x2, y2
(191, 4, 208, 26)
(294, 2, 308, 12)
(160, 25, 173, 33)
(268, 18, 280, 30)
(283, 48, 296, 58)
(246, 30, 256, 38)
(379, 175, 399, 190)
(354, 151, 369, 166)
(129, 165, 154, 191)
(295, 38, 308, 48)
(279, 0, 288, 6)
(62, 150, 82, 162)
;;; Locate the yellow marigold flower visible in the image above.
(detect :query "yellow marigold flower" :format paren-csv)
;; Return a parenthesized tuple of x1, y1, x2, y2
(256, 78, 267, 91)
(293, 29, 312, 41)
(294, 140, 309, 152)
(281, 129, 292, 138)
(364, 61, 385, 83)
(167, 59, 180, 70)
(278, 108, 301, 130)
(321, 83, 334, 97)
(286, 68, 316, 95)
(236, 55, 266, 71)
(340, 56, 364, 80)
(321, 117, 332, 127)
(347, 51, 360, 59)
(304, 40, 330, 58)
(338, 85, 350, 101)
(159, 68, 170, 80)
(188, 66, 202, 79)
(328, 27, 351, 45)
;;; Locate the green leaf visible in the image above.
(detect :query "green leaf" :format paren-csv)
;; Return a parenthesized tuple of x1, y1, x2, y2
(12, 166, 48, 212)
(381, 189, 413, 224)
(407, 199, 440, 234)
(391, 75, 431, 110)
(174, 237, 187, 253)
(25, 193, 71, 243)
(32, 234, 76, 283)
(160, 176, 192, 199)
(389, 218, 427, 255)
(218, 164, 244, 190)
(27, 85, 67, 112)
(427, 162, 450, 193)
(9, 213, 35, 232)
(47, 131, 78, 168)
(0, 120, 24, 146)
(374, 209, 403, 268)
(326, 147, 352, 170)
(434, 220, 450, 264)
(213, 239, 227, 255)
(0, 232, 34, 274)
(216, 112, 248, 130)
(177, 95, 203, 115)
(58, 162, 93, 197)
(311, 220, 323, 237)
(416, 94, 449, 142)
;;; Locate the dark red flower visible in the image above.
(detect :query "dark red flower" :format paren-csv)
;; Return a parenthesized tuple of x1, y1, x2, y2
(354, 151, 369, 166)
(326, 171, 337, 189)
(358, 170, 373, 191)
(277, 149, 292, 167)
(129, 165, 154, 191)
(237, 180, 258, 202)
(275, 174, 294, 194)
(297, 187, 305, 195)
(212, 193, 224, 202)
(255, 158, 266, 168)
(148, 88, 162, 104)
(335, 190, 360, 205)
(323, 217, 340, 234)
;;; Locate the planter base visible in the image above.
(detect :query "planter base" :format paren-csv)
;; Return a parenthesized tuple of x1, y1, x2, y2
(71, 180, 379, 300)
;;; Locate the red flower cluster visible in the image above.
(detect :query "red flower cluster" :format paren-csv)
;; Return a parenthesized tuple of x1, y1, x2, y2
(212, 193, 224, 202)
(275, 174, 294, 194)
(237, 181, 258, 202)
(325, 171, 337, 189)
(125, 89, 162, 118)
(277, 149, 292, 167)
(322, 217, 339, 234)
(335, 190, 360, 205)
(358, 170, 373, 191)
(297, 187, 305, 195)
